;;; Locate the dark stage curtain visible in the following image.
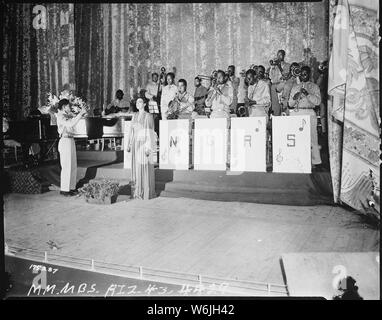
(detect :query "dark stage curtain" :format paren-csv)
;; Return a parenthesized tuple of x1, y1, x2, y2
(1, 3, 75, 119)
(74, 4, 104, 115)
(35, 3, 76, 109)
(1, 3, 38, 120)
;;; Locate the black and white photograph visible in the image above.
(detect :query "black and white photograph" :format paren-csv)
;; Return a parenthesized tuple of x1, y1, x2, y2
(1, 0, 380, 303)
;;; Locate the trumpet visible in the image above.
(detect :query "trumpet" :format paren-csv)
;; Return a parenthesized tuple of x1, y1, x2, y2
(197, 74, 213, 81)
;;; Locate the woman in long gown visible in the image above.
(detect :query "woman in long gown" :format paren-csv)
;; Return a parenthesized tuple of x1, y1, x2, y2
(127, 98, 157, 200)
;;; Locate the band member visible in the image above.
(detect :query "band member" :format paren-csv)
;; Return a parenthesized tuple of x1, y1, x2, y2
(145, 73, 160, 103)
(193, 76, 208, 116)
(299, 47, 319, 83)
(245, 69, 271, 120)
(268, 49, 291, 84)
(104, 90, 130, 115)
(268, 50, 291, 116)
(145, 72, 161, 134)
(160, 72, 177, 120)
(288, 66, 322, 167)
(227, 65, 240, 114)
(56, 99, 87, 196)
(237, 69, 249, 117)
(316, 60, 329, 134)
(257, 65, 271, 86)
(278, 62, 302, 114)
(205, 70, 233, 119)
(167, 79, 195, 120)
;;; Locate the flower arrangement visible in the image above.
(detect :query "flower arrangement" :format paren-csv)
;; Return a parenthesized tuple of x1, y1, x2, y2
(78, 179, 120, 204)
(40, 90, 89, 117)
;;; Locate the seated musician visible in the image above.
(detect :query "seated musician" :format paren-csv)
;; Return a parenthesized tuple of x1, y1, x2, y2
(288, 66, 322, 168)
(257, 65, 271, 87)
(193, 76, 208, 116)
(245, 69, 271, 121)
(205, 70, 233, 119)
(104, 89, 130, 115)
(268, 49, 291, 116)
(167, 79, 195, 120)
(227, 65, 240, 115)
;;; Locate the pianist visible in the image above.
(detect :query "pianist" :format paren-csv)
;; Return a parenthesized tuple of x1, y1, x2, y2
(103, 89, 130, 116)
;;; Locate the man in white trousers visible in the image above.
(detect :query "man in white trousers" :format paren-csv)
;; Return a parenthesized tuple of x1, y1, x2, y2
(56, 99, 87, 196)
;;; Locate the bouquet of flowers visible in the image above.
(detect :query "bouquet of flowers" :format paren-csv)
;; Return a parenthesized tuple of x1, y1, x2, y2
(40, 90, 89, 118)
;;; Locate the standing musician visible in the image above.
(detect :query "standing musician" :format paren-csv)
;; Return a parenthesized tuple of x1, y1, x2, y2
(268, 49, 291, 116)
(236, 68, 249, 117)
(244, 68, 271, 122)
(288, 66, 322, 168)
(193, 76, 208, 116)
(56, 99, 87, 196)
(227, 65, 240, 115)
(145, 73, 160, 105)
(145, 72, 161, 134)
(205, 70, 233, 119)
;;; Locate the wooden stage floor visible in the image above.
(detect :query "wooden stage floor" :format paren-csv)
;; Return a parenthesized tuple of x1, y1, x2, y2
(4, 192, 379, 294)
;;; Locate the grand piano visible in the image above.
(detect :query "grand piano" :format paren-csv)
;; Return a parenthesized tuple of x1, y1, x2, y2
(71, 115, 132, 139)
(6, 114, 133, 165)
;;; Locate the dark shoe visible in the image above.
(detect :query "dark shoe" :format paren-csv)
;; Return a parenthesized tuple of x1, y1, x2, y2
(60, 191, 73, 197)
(312, 164, 323, 172)
(70, 189, 79, 196)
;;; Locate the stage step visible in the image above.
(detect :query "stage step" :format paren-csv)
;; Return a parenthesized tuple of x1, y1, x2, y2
(159, 189, 330, 206)
(156, 169, 332, 190)
(162, 181, 309, 195)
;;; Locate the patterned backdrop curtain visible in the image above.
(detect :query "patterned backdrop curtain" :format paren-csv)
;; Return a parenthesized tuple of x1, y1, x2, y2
(74, 4, 104, 114)
(328, 0, 380, 218)
(2, 3, 75, 118)
(36, 3, 76, 108)
(74, 2, 329, 111)
(1, 3, 38, 120)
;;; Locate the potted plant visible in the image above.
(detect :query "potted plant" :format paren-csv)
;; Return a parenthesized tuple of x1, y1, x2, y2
(79, 179, 120, 204)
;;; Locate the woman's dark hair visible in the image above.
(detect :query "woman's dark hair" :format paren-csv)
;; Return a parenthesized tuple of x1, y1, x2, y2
(58, 99, 70, 110)
(131, 97, 149, 113)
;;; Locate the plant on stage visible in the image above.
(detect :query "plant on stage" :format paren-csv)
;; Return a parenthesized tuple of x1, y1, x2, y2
(78, 179, 120, 203)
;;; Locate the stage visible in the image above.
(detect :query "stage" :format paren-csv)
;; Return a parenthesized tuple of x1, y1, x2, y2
(4, 191, 379, 297)
(6, 149, 334, 207)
